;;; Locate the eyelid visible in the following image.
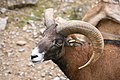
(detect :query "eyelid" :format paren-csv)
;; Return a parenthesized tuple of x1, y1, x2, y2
(52, 39, 63, 45)
(56, 39, 63, 43)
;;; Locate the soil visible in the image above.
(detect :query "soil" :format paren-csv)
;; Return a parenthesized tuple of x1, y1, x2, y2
(0, 23, 69, 80)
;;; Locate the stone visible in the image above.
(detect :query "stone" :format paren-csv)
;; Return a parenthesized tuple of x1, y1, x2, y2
(19, 72, 24, 76)
(26, 29, 33, 33)
(16, 41, 27, 46)
(32, 31, 38, 38)
(40, 28, 46, 33)
(0, 42, 6, 48)
(7, 0, 39, 8)
(7, 52, 13, 57)
(27, 62, 35, 67)
(60, 76, 67, 80)
(0, 17, 8, 30)
(53, 76, 60, 80)
(0, 8, 7, 13)
(18, 48, 25, 52)
(41, 73, 46, 77)
(0, 44, 2, 49)
(23, 26, 27, 31)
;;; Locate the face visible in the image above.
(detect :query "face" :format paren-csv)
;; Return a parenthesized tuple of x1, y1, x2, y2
(31, 25, 65, 63)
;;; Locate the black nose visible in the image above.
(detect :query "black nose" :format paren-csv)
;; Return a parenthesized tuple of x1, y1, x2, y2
(31, 55, 38, 60)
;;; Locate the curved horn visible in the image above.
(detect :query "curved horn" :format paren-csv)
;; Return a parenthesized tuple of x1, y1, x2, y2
(44, 8, 55, 27)
(56, 20, 104, 69)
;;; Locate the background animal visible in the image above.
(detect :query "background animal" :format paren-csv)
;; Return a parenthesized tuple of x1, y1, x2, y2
(82, 0, 120, 40)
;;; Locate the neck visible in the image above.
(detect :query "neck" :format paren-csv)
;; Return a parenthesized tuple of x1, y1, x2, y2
(52, 40, 120, 80)
(52, 43, 93, 80)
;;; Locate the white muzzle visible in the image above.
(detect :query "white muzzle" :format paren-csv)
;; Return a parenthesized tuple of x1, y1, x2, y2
(31, 47, 45, 63)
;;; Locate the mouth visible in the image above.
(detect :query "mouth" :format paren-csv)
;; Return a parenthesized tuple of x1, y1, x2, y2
(31, 59, 44, 63)
(31, 47, 45, 63)
(31, 60, 40, 63)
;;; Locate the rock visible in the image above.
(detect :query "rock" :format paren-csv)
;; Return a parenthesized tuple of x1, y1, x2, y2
(18, 48, 25, 52)
(60, 76, 67, 80)
(0, 44, 2, 49)
(49, 75, 53, 79)
(16, 59, 20, 62)
(16, 32, 20, 36)
(0, 42, 6, 48)
(53, 76, 60, 80)
(41, 73, 46, 77)
(0, 8, 7, 14)
(16, 41, 27, 46)
(57, 73, 61, 77)
(23, 26, 27, 31)
(7, 52, 13, 57)
(9, 31, 16, 35)
(7, 0, 39, 8)
(19, 72, 24, 76)
(40, 28, 46, 33)
(26, 29, 33, 33)
(4, 73, 8, 76)
(7, 49, 13, 53)
(50, 66, 55, 70)
(30, 13, 36, 19)
(0, 17, 8, 30)
(63, 0, 74, 2)
(32, 31, 38, 38)
(49, 72, 53, 76)
(27, 62, 34, 67)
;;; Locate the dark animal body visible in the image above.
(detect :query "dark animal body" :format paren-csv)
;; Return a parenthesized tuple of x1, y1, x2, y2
(53, 39, 120, 80)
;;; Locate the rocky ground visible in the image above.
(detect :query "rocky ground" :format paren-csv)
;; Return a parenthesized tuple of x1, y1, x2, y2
(0, 25, 68, 80)
(0, 0, 97, 80)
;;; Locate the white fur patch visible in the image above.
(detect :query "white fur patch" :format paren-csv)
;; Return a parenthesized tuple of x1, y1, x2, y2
(31, 47, 45, 62)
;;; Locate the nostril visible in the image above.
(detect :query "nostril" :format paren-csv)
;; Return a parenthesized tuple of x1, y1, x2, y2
(31, 55, 38, 59)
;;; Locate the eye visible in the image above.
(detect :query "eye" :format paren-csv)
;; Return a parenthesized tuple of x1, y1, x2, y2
(54, 39, 63, 47)
(52, 39, 63, 47)
(52, 39, 62, 44)
(55, 39, 63, 44)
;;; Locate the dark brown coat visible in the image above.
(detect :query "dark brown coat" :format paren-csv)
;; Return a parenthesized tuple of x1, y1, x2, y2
(53, 40, 120, 80)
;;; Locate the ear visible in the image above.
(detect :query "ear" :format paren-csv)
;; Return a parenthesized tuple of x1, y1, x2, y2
(50, 23, 58, 35)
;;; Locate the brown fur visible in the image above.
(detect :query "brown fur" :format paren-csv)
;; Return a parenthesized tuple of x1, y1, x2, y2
(53, 40, 120, 80)
(97, 19, 120, 35)
(97, 19, 120, 39)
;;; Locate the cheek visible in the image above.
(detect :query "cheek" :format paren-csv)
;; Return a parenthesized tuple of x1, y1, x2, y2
(44, 47, 62, 60)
